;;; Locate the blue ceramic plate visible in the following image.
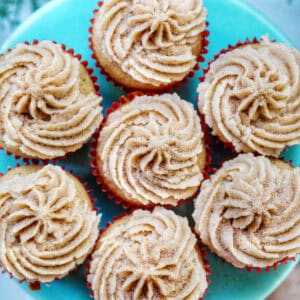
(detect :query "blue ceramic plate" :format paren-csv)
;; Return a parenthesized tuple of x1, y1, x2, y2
(0, 0, 299, 299)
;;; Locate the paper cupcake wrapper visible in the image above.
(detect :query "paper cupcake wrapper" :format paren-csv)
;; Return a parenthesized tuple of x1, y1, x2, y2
(0, 40, 102, 163)
(88, 1, 210, 92)
(89, 91, 213, 210)
(85, 211, 211, 299)
(246, 257, 297, 273)
(0, 161, 100, 289)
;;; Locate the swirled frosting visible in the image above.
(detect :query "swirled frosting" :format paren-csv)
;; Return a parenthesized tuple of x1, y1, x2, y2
(0, 165, 101, 282)
(193, 154, 300, 268)
(97, 93, 205, 206)
(198, 36, 300, 157)
(88, 207, 207, 300)
(93, 0, 207, 87)
(0, 41, 103, 159)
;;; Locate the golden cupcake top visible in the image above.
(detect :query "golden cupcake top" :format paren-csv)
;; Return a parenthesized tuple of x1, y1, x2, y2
(97, 93, 205, 206)
(93, 0, 207, 87)
(0, 165, 101, 282)
(193, 154, 300, 268)
(198, 36, 300, 157)
(88, 207, 208, 300)
(0, 40, 103, 159)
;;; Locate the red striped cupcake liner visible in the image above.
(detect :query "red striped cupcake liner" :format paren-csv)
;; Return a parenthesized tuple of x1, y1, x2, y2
(85, 210, 211, 299)
(0, 39, 102, 164)
(89, 91, 213, 210)
(88, 1, 210, 92)
(0, 161, 100, 290)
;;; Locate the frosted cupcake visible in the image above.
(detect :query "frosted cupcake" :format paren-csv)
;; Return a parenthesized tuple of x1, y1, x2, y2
(193, 154, 300, 268)
(95, 93, 206, 207)
(91, 0, 207, 91)
(88, 207, 208, 300)
(0, 165, 101, 283)
(198, 36, 300, 157)
(0, 41, 103, 159)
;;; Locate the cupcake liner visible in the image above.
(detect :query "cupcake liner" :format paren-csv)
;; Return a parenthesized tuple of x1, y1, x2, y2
(247, 256, 297, 273)
(89, 91, 213, 210)
(0, 39, 102, 163)
(0, 161, 100, 289)
(88, 1, 210, 92)
(85, 211, 211, 299)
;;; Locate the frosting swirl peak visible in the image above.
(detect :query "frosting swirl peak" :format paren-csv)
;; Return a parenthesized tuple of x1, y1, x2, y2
(88, 207, 208, 300)
(193, 154, 300, 268)
(93, 0, 207, 88)
(96, 93, 205, 206)
(198, 36, 300, 157)
(0, 165, 101, 282)
(0, 41, 103, 159)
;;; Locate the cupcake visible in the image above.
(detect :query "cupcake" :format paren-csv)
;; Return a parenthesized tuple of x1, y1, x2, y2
(0, 40, 103, 160)
(193, 153, 300, 269)
(88, 207, 208, 300)
(198, 36, 300, 157)
(95, 93, 206, 207)
(91, 0, 207, 91)
(0, 164, 101, 283)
